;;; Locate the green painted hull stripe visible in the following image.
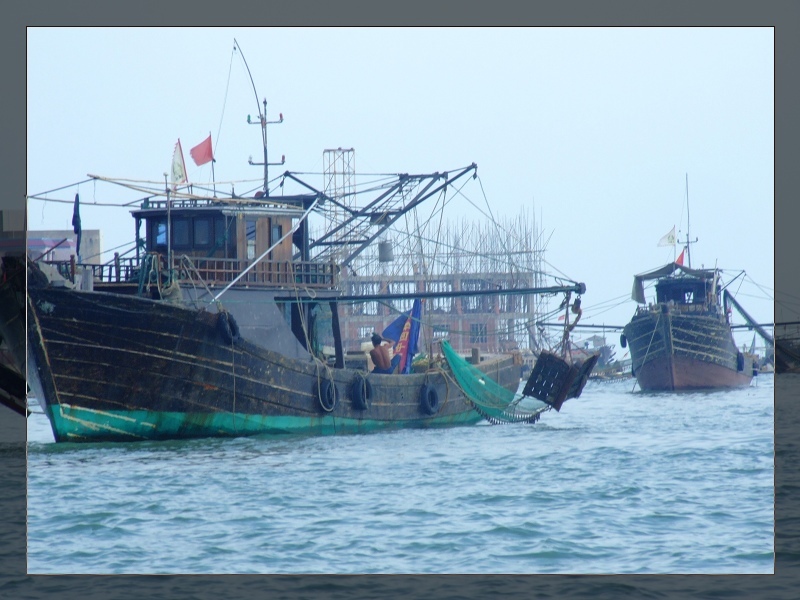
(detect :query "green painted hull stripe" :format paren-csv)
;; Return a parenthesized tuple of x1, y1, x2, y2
(46, 404, 484, 441)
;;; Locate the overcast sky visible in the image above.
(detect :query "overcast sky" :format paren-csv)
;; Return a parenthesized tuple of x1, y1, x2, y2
(26, 27, 774, 346)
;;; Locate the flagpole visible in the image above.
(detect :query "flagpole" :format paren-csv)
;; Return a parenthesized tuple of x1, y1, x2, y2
(209, 131, 216, 196)
(164, 174, 172, 284)
(685, 173, 691, 268)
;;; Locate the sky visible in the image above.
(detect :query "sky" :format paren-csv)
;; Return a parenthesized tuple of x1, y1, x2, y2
(26, 27, 775, 348)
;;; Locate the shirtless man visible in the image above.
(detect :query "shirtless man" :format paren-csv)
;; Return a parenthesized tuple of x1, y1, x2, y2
(370, 332, 400, 374)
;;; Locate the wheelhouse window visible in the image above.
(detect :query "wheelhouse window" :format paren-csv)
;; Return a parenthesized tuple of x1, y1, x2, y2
(271, 223, 283, 247)
(246, 219, 257, 260)
(152, 220, 167, 248)
(172, 218, 190, 248)
(215, 217, 229, 254)
(194, 217, 211, 247)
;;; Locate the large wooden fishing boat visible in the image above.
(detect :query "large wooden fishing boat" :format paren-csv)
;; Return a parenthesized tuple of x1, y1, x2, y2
(24, 76, 596, 442)
(25, 186, 595, 442)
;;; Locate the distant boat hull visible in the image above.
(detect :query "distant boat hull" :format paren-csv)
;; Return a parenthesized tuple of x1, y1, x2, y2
(623, 308, 754, 391)
(774, 323, 800, 374)
(628, 352, 753, 390)
(0, 256, 27, 415)
(27, 286, 523, 443)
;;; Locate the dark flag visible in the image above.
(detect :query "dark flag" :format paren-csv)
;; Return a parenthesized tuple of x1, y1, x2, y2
(382, 298, 423, 374)
(72, 193, 82, 259)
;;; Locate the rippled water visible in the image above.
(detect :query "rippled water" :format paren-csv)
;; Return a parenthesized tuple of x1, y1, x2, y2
(26, 375, 774, 574)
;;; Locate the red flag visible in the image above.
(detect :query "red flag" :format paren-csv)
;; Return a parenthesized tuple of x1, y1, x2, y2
(190, 134, 214, 166)
(676, 248, 685, 266)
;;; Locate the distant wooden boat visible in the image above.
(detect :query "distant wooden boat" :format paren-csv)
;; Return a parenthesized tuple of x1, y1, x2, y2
(774, 322, 800, 374)
(621, 262, 758, 391)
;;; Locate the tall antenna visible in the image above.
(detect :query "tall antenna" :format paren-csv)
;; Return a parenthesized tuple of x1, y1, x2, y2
(684, 173, 698, 268)
(234, 38, 285, 194)
(686, 173, 691, 268)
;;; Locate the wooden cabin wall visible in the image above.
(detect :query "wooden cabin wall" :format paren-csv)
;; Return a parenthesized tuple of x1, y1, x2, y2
(235, 214, 294, 264)
(270, 216, 293, 262)
(256, 218, 272, 257)
(236, 216, 247, 262)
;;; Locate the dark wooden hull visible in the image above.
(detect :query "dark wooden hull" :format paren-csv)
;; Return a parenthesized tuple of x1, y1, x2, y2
(27, 286, 524, 442)
(622, 306, 754, 391)
(0, 256, 27, 415)
(774, 325, 800, 374)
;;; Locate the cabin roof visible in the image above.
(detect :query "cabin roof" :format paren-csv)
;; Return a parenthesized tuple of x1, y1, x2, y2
(130, 194, 313, 220)
(631, 262, 717, 304)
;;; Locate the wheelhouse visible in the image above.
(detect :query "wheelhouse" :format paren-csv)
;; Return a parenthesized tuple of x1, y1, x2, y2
(654, 276, 716, 307)
(127, 194, 331, 289)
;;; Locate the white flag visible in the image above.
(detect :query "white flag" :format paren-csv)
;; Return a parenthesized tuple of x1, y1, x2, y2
(171, 139, 188, 190)
(657, 226, 676, 247)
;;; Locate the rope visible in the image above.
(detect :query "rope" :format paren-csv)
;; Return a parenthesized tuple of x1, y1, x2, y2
(214, 44, 236, 167)
(632, 311, 661, 392)
(289, 265, 336, 416)
(427, 364, 455, 410)
(179, 255, 217, 307)
(231, 330, 237, 433)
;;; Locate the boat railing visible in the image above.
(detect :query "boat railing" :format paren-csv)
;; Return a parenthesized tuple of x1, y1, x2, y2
(637, 301, 720, 318)
(44, 255, 140, 284)
(43, 254, 338, 289)
(178, 256, 338, 289)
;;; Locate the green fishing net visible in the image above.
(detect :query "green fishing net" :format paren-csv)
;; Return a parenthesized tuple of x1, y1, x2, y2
(441, 340, 548, 424)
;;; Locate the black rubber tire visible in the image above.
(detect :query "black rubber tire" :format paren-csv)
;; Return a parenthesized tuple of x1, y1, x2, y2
(620, 334, 627, 349)
(419, 384, 440, 415)
(351, 375, 373, 410)
(317, 379, 338, 412)
(217, 311, 241, 345)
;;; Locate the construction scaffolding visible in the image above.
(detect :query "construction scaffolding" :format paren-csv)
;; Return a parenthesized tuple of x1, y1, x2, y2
(321, 148, 356, 260)
(314, 150, 562, 358)
(333, 208, 556, 355)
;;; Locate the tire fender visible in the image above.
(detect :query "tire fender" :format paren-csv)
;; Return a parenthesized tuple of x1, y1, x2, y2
(419, 384, 440, 415)
(317, 378, 338, 412)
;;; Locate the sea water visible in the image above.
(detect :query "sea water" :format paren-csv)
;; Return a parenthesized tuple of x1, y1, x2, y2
(25, 375, 774, 575)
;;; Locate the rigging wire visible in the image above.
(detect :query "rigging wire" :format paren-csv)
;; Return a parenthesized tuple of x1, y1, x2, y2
(475, 174, 525, 278)
(215, 43, 237, 166)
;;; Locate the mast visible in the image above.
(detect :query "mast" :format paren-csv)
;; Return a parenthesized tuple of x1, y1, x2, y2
(686, 173, 691, 268)
(234, 38, 284, 195)
(683, 173, 698, 268)
(247, 98, 284, 194)
(163, 173, 172, 284)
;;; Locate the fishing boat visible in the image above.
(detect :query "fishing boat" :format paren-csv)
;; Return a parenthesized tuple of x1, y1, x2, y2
(621, 261, 760, 390)
(25, 183, 595, 442)
(620, 178, 773, 392)
(24, 63, 597, 441)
